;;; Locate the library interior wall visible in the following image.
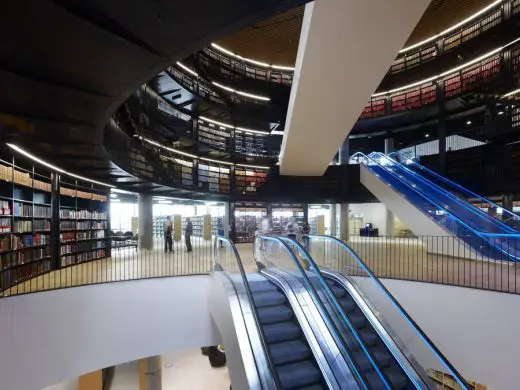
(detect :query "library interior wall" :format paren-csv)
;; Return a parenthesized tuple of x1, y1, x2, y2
(0, 275, 220, 390)
(349, 203, 390, 235)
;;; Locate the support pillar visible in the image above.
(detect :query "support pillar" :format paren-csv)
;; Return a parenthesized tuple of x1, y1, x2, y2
(138, 194, 153, 250)
(50, 172, 60, 270)
(503, 194, 513, 212)
(339, 203, 349, 241)
(138, 357, 162, 390)
(385, 206, 395, 236)
(330, 204, 337, 236)
(384, 138, 394, 154)
(223, 202, 230, 239)
(339, 137, 350, 165)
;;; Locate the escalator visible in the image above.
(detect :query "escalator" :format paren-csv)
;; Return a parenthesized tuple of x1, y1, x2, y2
(353, 152, 520, 261)
(398, 154, 520, 232)
(246, 273, 327, 389)
(292, 235, 471, 390)
(211, 236, 359, 389)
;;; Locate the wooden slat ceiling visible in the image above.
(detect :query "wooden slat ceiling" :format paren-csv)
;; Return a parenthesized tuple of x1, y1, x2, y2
(217, 0, 494, 66)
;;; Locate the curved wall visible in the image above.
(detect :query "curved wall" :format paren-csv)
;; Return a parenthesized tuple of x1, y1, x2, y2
(0, 276, 219, 390)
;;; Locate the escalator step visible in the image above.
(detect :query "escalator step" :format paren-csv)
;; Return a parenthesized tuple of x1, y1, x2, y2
(371, 347, 393, 368)
(269, 340, 310, 365)
(327, 285, 347, 298)
(277, 360, 322, 389)
(257, 305, 293, 324)
(252, 291, 287, 307)
(349, 310, 367, 329)
(299, 385, 326, 390)
(263, 321, 301, 343)
(359, 330, 379, 346)
(338, 297, 357, 313)
(248, 280, 278, 293)
(385, 367, 411, 389)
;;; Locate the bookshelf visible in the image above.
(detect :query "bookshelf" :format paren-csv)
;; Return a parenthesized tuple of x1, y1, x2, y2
(234, 131, 270, 157)
(181, 215, 211, 240)
(235, 206, 267, 243)
(235, 167, 268, 194)
(309, 215, 325, 235)
(272, 205, 305, 235)
(0, 159, 52, 290)
(198, 163, 231, 193)
(197, 120, 231, 152)
(59, 180, 108, 268)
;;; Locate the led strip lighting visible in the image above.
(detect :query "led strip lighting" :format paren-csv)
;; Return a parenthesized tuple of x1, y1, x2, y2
(198, 116, 270, 135)
(236, 163, 270, 170)
(7, 144, 115, 188)
(372, 36, 520, 98)
(176, 61, 198, 77)
(502, 88, 520, 98)
(211, 43, 295, 71)
(210, 1, 502, 69)
(399, 0, 502, 54)
(212, 81, 270, 101)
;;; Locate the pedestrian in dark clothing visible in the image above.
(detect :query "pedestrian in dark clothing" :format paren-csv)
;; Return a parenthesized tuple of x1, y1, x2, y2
(164, 216, 173, 253)
(185, 217, 193, 252)
(301, 221, 311, 251)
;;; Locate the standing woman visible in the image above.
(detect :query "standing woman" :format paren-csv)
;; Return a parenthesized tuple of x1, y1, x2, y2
(185, 217, 193, 252)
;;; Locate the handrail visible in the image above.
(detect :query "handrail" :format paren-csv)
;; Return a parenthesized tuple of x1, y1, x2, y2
(258, 235, 384, 389)
(389, 151, 520, 226)
(214, 236, 282, 389)
(351, 151, 520, 239)
(310, 234, 471, 390)
(369, 151, 517, 234)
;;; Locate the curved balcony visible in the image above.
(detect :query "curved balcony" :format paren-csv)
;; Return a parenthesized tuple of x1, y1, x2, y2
(199, 0, 511, 88)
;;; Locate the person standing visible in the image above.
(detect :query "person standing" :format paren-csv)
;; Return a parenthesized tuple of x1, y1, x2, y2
(301, 221, 311, 251)
(163, 216, 173, 253)
(285, 217, 298, 240)
(185, 217, 193, 252)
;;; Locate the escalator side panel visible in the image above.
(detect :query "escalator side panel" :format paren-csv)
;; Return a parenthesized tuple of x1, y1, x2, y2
(320, 269, 432, 388)
(262, 268, 361, 389)
(209, 273, 267, 390)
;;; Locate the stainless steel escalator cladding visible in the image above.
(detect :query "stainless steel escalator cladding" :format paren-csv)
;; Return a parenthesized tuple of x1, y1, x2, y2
(214, 236, 346, 389)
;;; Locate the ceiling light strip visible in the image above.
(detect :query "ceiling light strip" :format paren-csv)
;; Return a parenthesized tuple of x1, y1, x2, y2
(142, 138, 198, 159)
(211, 43, 295, 71)
(199, 156, 234, 166)
(176, 61, 198, 77)
(199, 116, 269, 134)
(236, 163, 270, 170)
(399, 0, 503, 54)
(7, 144, 115, 188)
(235, 127, 270, 135)
(211, 81, 270, 101)
(373, 36, 516, 97)
(502, 88, 520, 98)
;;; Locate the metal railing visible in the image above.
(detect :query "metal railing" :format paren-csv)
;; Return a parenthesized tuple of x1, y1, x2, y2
(332, 234, 520, 294)
(306, 234, 470, 390)
(1, 234, 213, 298)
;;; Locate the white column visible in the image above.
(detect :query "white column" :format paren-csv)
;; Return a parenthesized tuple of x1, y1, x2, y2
(329, 204, 337, 236)
(138, 194, 153, 250)
(385, 206, 395, 236)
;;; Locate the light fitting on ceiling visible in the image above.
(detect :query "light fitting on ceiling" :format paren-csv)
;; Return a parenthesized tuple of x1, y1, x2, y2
(176, 62, 198, 77)
(210, 43, 295, 71)
(212, 81, 270, 101)
(6, 144, 115, 188)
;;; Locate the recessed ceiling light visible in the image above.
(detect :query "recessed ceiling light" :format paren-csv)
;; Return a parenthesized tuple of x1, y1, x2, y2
(425, 134, 430, 138)
(466, 120, 472, 125)
(498, 111, 505, 115)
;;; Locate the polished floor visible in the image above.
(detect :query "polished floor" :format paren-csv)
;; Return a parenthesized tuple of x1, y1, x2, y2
(3, 236, 520, 297)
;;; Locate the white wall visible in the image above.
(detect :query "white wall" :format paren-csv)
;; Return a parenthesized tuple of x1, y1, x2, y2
(373, 279, 520, 389)
(0, 276, 220, 390)
(349, 202, 389, 235)
(41, 380, 78, 390)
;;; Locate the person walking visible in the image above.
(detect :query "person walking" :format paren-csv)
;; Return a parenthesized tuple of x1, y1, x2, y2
(163, 216, 173, 253)
(301, 221, 311, 251)
(185, 217, 193, 252)
(285, 217, 298, 240)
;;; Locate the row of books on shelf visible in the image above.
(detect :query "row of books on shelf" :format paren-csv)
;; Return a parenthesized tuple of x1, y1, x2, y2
(61, 230, 106, 242)
(60, 221, 107, 230)
(0, 247, 51, 270)
(0, 234, 49, 252)
(61, 249, 106, 267)
(13, 203, 51, 218)
(0, 201, 10, 216)
(60, 241, 106, 255)
(13, 220, 50, 233)
(59, 209, 107, 220)
(0, 164, 107, 202)
(0, 258, 52, 289)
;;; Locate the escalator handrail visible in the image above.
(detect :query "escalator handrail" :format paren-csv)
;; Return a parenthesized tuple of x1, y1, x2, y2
(214, 236, 282, 390)
(310, 234, 471, 390)
(388, 151, 520, 227)
(258, 235, 380, 389)
(277, 236, 399, 389)
(352, 151, 520, 239)
(371, 151, 516, 233)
